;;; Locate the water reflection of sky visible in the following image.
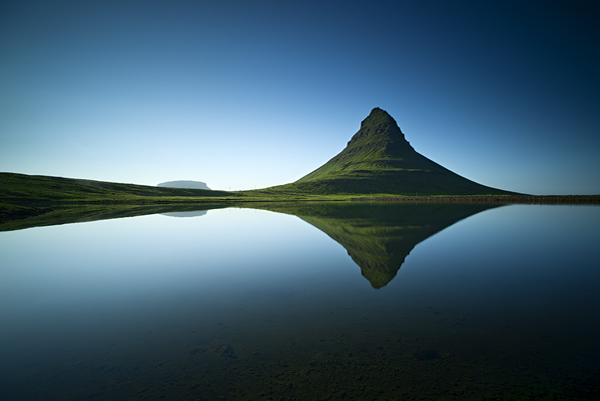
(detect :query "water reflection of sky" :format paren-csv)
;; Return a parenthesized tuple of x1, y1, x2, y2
(2, 205, 599, 324)
(1, 205, 599, 400)
(395, 205, 600, 328)
(0, 208, 351, 311)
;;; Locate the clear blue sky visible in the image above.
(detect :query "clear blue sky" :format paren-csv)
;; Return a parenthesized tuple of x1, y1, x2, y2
(2, 0, 599, 194)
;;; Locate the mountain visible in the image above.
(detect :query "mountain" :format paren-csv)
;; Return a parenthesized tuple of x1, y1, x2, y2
(267, 107, 515, 195)
(158, 180, 211, 190)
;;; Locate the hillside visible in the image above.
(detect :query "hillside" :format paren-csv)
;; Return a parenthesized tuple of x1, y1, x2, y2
(0, 173, 236, 206)
(265, 108, 516, 195)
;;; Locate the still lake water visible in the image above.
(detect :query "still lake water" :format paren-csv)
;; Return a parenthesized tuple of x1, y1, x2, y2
(1, 203, 599, 400)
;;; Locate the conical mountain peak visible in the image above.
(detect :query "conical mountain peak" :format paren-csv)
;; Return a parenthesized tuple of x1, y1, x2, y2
(349, 107, 409, 149)
(360, 107, 396, 129)
(268, 108, 515, 196)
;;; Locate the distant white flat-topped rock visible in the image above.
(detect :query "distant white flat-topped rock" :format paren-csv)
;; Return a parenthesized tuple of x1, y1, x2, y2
(157, 180, 211, 190)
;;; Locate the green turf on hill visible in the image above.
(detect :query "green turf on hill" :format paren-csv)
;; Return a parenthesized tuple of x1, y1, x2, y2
(0, 172, 237, 205)
(266, 108, 517, 195)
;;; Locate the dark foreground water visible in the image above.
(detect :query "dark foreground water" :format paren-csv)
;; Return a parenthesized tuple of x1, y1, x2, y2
(1, 203, 599, 400)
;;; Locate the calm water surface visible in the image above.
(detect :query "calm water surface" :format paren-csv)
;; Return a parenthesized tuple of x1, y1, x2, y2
(1, 204, 599, 400)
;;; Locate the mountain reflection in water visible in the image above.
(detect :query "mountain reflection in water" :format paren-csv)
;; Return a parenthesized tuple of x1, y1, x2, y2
(254, 202, 498, 288)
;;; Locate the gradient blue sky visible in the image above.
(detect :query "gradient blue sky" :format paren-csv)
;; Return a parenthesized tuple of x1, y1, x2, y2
(2, 0, 599, 194)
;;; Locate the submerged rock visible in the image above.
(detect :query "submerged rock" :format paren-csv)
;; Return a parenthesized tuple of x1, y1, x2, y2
(412, 349, 441, 361)
(189, 347, 207, 355)
(209, 340, 237, 359)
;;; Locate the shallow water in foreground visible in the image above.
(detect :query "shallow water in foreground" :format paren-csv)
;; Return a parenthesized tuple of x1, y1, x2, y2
(1, 204, 599, 400)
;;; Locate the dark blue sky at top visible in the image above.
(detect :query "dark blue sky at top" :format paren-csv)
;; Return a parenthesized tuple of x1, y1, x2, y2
(1, 0, 599, 194)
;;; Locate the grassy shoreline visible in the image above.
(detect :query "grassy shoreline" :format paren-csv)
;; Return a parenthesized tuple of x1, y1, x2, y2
(1, 172, 598, 229)
(353, 194, 600, 204)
